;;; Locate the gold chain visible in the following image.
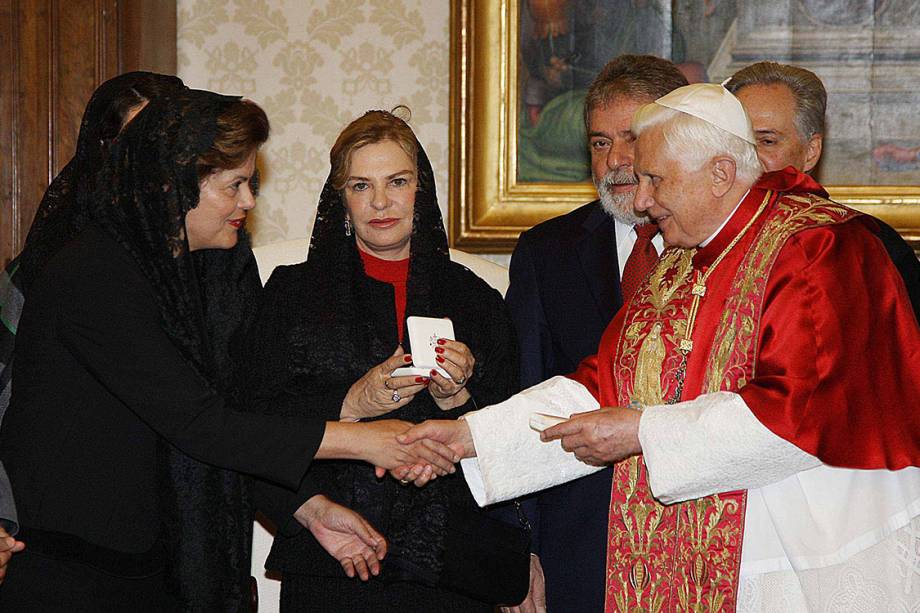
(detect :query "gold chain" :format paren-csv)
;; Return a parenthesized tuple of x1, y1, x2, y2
(679, 192, 772, 355)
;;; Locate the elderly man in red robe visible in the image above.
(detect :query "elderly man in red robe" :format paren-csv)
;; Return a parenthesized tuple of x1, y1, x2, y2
(401, 83, 920, 612)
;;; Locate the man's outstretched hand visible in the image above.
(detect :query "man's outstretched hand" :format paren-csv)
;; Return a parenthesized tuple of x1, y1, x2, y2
(373, 419, 475, 486)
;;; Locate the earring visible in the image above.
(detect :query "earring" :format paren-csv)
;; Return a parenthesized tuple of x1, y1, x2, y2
(344, 218, 353, 237)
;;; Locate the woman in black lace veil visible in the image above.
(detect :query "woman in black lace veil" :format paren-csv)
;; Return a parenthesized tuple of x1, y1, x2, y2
(16, 72, 186, 293)
(1, 92, 459, 611)
(236, 110, 530, 612)
(0, 71, 184, 567)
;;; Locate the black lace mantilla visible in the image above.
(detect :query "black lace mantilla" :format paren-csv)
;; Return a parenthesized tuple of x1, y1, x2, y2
(17, 72, 185, 293)
(90, 89, 260, 612)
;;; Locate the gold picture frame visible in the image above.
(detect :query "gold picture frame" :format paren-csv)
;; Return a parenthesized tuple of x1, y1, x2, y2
(448, 0, 920, 253)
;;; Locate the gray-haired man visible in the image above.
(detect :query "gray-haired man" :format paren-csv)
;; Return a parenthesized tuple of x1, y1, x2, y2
(726, 61, 920, 320)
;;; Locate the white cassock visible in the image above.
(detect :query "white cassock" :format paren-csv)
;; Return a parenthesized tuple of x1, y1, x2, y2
(460, 376, 920, 612)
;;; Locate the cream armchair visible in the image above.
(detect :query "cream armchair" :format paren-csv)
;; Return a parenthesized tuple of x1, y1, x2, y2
(248, 238, 509, 612)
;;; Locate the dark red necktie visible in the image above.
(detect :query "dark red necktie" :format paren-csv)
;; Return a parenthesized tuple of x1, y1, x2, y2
(620, 223, 659, 301)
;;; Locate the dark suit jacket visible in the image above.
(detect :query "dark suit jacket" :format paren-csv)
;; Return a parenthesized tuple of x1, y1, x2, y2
(0, 226, 323, 570)
(504, 200, 621, 612)
(874, 219, 920, 323)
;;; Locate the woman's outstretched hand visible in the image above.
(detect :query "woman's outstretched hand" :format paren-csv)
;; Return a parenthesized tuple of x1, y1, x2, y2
(295, 495, 386, 581)
(341, 346, 428, 420)
(317, 419, 459, 481)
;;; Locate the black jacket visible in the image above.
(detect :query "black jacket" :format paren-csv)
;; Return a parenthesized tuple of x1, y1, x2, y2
(237, 256, 522, 596)
(875, 219, 920, 323)
(1, 226, 324, 572)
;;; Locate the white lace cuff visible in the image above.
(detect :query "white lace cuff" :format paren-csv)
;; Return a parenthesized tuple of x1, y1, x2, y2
(461, 376, 603, 506)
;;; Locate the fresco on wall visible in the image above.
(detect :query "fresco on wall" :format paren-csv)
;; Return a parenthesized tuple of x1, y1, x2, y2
(517, 0, 920, 186)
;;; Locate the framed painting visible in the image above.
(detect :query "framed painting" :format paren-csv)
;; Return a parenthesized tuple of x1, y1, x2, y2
(448, 0, 920, 252)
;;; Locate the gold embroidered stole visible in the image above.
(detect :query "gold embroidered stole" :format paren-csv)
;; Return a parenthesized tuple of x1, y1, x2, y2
(603, 193, 856, 613)
(704, 195, 855, 392)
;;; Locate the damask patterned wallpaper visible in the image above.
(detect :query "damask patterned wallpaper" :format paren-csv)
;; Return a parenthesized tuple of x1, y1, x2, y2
(177, 0, 451, 247)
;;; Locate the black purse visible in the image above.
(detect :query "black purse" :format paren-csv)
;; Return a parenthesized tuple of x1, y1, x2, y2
(437, 505, 531, 606)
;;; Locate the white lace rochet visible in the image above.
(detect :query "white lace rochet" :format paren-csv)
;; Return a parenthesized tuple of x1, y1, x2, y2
(461, 377, 920, 612)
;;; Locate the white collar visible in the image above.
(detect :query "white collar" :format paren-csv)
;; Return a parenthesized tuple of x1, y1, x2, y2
(699, 189, 750, 248)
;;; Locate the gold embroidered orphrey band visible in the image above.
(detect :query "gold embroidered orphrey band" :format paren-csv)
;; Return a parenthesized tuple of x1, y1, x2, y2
(604, 191, 857, 612)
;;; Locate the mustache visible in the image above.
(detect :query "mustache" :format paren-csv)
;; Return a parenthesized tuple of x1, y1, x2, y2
(600, 169, 638, 189)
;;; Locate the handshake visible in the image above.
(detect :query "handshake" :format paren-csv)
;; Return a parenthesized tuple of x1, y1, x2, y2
(343, 404, 645, 486)
(361, 419, 476, 487)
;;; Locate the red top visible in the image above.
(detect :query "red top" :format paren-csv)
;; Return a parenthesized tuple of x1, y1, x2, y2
(359, 249, 410, 342)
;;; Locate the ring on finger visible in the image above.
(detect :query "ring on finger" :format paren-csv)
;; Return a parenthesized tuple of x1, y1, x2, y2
(384, 378, 391, 390)
(455, 375, 466, 385)
(399, 478, 410, 485)
(391, 389, 401, 402)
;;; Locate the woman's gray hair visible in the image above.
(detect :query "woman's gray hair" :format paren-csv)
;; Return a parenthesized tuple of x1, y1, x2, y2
(725, 61, 826, 141)
(632, 105, 764, 184)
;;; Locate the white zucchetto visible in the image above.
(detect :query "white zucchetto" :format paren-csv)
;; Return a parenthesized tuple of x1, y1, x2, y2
(642, 83, 757, 145)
